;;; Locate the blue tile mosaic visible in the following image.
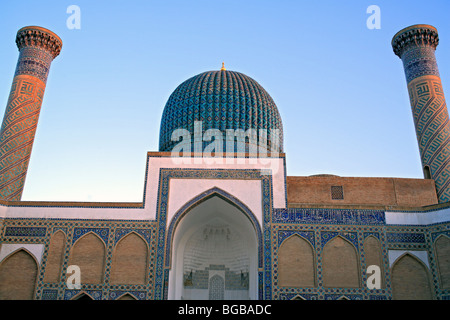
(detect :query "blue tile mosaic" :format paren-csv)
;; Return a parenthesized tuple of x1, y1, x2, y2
(272, 208, 385, 225)
(72, 227, 109, 244)
(4, 226, 46, 237)
(387, 232, 426, 243)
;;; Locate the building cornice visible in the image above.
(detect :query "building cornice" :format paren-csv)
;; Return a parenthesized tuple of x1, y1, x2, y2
(15, 26, 62, 59)
(392, 24, 439, 58)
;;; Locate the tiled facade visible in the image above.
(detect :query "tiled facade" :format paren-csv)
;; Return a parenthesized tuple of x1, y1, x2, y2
(272, 207, 450, 300)
(0, 170, 449, 300)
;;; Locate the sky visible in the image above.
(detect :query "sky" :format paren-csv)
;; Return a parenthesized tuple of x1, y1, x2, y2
(0, 0, 449, 202)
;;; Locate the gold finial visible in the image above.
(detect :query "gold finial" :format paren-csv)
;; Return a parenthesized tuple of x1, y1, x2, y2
(221, 62, 226, 71)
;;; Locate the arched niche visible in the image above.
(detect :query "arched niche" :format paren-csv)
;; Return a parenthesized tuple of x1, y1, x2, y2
(68, 232, 106, 284)
(278, 235, 315, 287)
(434, 235, 450, 289)
(322, 236, 360, 288)
(363, 235, 385, 289)
(110, 232, 148, 285)
(391, 253, 433, 300)
(44, 230, 66, 283)
(167, 189, 260, 300)
(0, 249, 39, 300)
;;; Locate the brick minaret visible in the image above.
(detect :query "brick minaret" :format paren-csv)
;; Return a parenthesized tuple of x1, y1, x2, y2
(392, 24, 450, 203)
(0, 26, 62, 201)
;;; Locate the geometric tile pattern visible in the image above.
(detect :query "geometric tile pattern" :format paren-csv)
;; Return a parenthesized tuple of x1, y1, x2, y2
(391, 25, 439, 81)
(158, 69, 284, 153)
(392, 24, 450, 203)
(4, 226, 47, 237)
(0, 76, 46, 200)
(407, 76, 450, 203)
(72, 227, 110, 244)
(114, 228, 152, 245)
(41, 289, 58, 300)
(386, 232, 426, 243)
(108, 290, 147, 300)
(0, 217, 158, 301)
(271, 207, 450, 300)
(64, 289, 102, 300)
(208, 274, 225, 300)
(0, 26, 62, 201)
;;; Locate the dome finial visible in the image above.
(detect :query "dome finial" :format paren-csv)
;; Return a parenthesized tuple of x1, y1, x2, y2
(221, 62, 226, 71)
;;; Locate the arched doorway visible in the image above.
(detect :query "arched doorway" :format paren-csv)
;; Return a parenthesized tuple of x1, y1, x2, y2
(167, 191, 260, 300)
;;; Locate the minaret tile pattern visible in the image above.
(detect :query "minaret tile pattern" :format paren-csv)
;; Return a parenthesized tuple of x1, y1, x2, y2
(392, 24, 450, 203)
(0, 26, 62, 201)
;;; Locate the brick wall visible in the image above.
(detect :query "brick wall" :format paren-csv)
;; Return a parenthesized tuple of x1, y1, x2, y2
(287, 175, 438, 208)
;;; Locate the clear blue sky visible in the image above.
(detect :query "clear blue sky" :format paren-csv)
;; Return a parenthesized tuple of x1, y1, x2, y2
(0, 0, 449, 202)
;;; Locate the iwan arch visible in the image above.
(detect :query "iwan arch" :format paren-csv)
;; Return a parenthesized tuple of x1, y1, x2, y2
(167, 188, 261, 300)
(0, 24, 449, 300)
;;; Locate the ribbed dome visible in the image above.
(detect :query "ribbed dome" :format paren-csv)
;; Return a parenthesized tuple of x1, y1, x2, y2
(158, 69, 283, 153)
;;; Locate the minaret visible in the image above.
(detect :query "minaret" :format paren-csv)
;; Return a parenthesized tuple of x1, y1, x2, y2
(392, 24, 450, 203)
(0, 26, 62, 201)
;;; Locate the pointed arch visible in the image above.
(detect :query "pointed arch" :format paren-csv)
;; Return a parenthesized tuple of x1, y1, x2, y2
(363, 235, 385, 289)
(167, 187, 260, 300)
(110, 231, 148, 285)
(391, 253, 433, 300)
(322, 236, 360, 288)
(68, 232, 106, 284)
(434, 234, 450, 289)
(278, 234, 315, 287)
(116, 293, 138, 300)
(44, 230, 66, 283)
(166, 187, 263, 269)
(0, 249, 38, 299)
(71, 292, 94, 300)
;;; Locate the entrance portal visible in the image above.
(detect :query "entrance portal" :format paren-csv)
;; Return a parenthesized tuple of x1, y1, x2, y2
(168, 193, 259, 300)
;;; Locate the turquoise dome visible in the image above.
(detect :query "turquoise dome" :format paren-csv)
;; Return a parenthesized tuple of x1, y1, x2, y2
(158, 68, 284, 153)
